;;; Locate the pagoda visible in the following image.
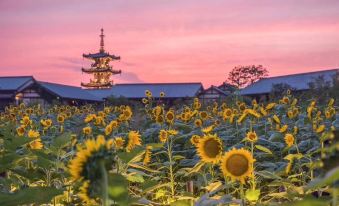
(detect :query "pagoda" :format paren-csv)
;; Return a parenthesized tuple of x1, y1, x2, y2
(81, 28, 121, 89)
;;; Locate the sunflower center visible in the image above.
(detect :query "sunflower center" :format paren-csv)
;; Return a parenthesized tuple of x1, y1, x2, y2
(204, 139, 220, 158)
(226, 154, 249, 176)
(249, 134, 256, 140)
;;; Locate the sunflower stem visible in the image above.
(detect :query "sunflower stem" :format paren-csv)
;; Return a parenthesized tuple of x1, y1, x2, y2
(240, 183, 245, 205)
(167, 136, 175, 198)
(99, 160, 108, 206)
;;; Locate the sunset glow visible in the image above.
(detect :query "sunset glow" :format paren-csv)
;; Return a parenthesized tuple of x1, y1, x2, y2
(1, 0, 339, 87)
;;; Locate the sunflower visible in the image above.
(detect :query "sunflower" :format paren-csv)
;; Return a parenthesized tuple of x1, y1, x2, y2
(279, 124, 288, 133)
(28, 138, 43, 150)
(223, 108, 233, 120)
(145, 90, 152, 98)
(113, 137, 125, 149)
(159, 130, 168, 143)
(41, 119, 53, 129)
(57, 114, 65, 123)
(105, 124, 113, 136)
(284, 133, 294, 147)
(265, 103, 276, 110)
(272, 115, 280, 124)
(16, 126, 25, 136)
(83, 126, 92, 135)
(160, 92, 165, 97)
(196, 134, 223, 164)
(84, 114, 95, 123)
(143, 146, 152, 165)
(200, 111, 209, 120)
(282, 96, 289, 104)
(220, 148, 255, 184)
(246, 131, 258, 143)
(142, 98, 148, 104)
(190, 135, 201, 146)
(126, 131, 142, 152)
(194, 119, 203, 127)
(20, 116, 32, 126)
(69, 136, 110, 181)
(166, 110, 175, 123)
(28, 129, 40, 138)
(316, 125, 325, 133)
(201, 125, 214, 134)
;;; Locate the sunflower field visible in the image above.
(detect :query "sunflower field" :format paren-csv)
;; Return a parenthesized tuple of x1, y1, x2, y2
(0, 90, 338, 206)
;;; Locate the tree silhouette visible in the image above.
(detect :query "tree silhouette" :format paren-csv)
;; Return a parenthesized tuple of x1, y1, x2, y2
(227, 65, 268, 88)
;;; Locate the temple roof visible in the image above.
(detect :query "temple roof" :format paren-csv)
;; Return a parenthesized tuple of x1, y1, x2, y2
(240, 68, 339, 95)
(87, 83, 204, 99)
(83, 52, 120, 60)
(38, 81, 103, 102)
(0, 76, 35, 91)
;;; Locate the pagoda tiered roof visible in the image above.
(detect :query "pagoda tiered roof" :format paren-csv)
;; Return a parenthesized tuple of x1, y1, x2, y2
(81, 81, 113, 89)
(81, 67, 121, 74)
(82, 52, 120, 60)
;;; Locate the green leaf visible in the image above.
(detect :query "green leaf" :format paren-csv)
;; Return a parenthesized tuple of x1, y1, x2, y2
(256, 170, 282, 180)
(53, 132, 71, 149)
(170, 199, 191, 206)
(306, 166, 339, 190)
(255, 145, 273, 155)
(187, 162, 205, 175)
(0, 187, 62, 206)
(117, 147, 144, 164)
(108, 173, 129, 206)
(126, 173, 145, 183)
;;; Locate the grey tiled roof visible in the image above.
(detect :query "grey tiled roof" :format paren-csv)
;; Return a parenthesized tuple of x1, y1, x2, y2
(0, 76, 34, 91)
(240, 69, 338, 95)
(38, 82, 103, 102)
(87, 83, 203, 99)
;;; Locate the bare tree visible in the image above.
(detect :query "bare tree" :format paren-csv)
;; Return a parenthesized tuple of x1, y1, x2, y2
(227, 65, 268, 88)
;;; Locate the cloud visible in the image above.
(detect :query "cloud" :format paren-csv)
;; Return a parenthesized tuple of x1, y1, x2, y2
(115, 71, 144, 83)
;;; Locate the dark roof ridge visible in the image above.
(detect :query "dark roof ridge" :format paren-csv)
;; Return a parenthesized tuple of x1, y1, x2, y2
(115, 82, 202, 86)
(38, 81, 82, 89)
(0, 75, 34, 79)
(262, 68, 339, 80)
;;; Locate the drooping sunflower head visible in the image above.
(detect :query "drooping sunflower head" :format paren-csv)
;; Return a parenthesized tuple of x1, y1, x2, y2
(196, 134, 223, 164)
(113, 137, 125, 149)
(159, 130, 168, 143)
(220, 148, 255, 184)
(105, 124, 113, 136)
(246, 131, 258, 143)
(126, 131, 142, 152)
(190, 135, 201, 146)
(284, 133, 294, 147)
(28, 138, 43, 150)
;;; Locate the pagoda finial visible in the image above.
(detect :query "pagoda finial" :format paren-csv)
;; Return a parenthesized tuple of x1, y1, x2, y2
(100, 28, 105, 53)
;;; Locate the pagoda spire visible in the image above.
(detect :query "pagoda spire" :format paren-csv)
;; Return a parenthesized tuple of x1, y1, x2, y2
(100, 28, 105, 53)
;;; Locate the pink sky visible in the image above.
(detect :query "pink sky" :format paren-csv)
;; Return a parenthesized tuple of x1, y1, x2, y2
(0, 0, 339, 87)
